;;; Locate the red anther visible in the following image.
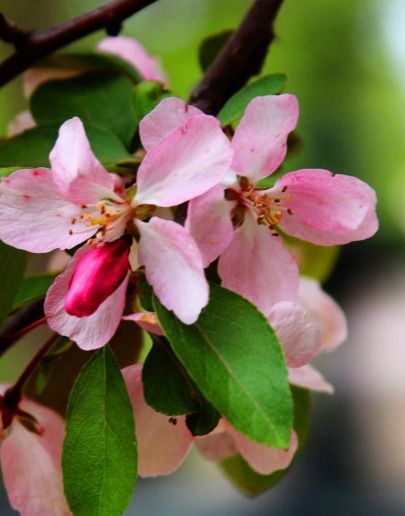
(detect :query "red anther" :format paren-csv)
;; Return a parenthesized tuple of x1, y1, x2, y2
(65, 237, 131, 317)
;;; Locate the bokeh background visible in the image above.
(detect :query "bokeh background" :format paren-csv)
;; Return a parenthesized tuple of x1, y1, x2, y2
(0, 0, 404, 514)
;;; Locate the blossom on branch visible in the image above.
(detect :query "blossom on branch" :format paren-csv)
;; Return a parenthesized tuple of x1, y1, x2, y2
(0, 98, 233, 347)
(187, 94, 378, 314)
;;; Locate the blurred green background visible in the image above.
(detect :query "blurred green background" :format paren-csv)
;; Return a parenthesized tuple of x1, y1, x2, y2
(0, 0, 404, 514)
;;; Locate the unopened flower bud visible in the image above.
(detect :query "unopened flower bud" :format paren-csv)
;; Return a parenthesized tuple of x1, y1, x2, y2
(65, 238, 130, 317)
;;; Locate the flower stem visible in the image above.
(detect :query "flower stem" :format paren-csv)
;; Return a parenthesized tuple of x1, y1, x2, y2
(3, 332, 59, 410)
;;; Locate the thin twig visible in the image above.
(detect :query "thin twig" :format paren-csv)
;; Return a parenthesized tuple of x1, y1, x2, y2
(0, 0, 157, 88)
(190, 0, 284, 115)
(0, 300, 45, 357)
(3, 332, 59, 409)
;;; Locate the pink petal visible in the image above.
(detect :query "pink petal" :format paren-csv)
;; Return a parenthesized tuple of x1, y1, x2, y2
(122, 364, 193, 477)
(23, 67, 80, 97)
(0, 402, 70, 516)
(195, 426, 237, 462)
(218, 214, 299, 314)
(97, 36, 168, 85)
(288, 364, 334, 394)
(123, 311, 164, 336)
(0, 168, 97, 252)
(135, 114, 233, 207)
(299, 277, 347, 352)
(227, 424, 298, 475)
(49, 117, 118, 205)
(137, 217, 208, 324)
(140, 97, 202, 151)
(7, 110, 36, 137)
(267, 301, 321, 368)
(275, 169, 378, 245)
(186, 185, 235, 267)
(231, 94, 299, 182)
(45, 246, 128, 350)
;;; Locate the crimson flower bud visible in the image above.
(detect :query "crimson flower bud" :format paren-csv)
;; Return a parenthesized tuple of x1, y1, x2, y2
(65, 238, 131, 317)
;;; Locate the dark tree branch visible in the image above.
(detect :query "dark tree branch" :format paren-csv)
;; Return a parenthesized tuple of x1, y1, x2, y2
(0, 0, 157, 88)
(0, 13, 30, 47)
(190, 0, 284, 115)
(0, 300, 45, 357)
(2, 332, 59, 420)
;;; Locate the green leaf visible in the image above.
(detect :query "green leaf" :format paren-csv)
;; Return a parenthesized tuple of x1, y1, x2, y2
(0, 123, 133, 169)
(0, 242, 26, 327)
(63, 346, 137, 516)
(142, 342, 198, 415)
(12, 273, 55, 310)
(154, 284, 293, 447)
(198, 30, 233, 71)
(31, 71, 138, 148)
(133, 81, 171, 123)
(220, 386, 311, 495)
(218, 73, 287, 126)
(37, 50, 142, 83)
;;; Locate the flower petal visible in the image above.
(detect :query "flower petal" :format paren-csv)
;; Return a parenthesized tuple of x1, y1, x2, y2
(218, 214, 299, 314)
(0, 403, 70, 516)
(122, 364, 193, 477)
(45, 246, 128, 350)
(137, 217, 208, 324)
(288, 364, 334, 394)
(227, 425, 298, 475)
(195, 430, 237, 462)
(135, 114, 233, 207)
(186, 185, 235, 267)
(0, 168, 97, 252)
(49, 117, 118, 204)
(299, 277, 347, 352)
(140, 96, 202, 151)
(231, 94, 299, 182)
(276, 169, 378, 245)
(97, 36, 168, 85)
(267, 301, 321, 367)
(7, 110, 36, 137)
(123, 311, 164, 336)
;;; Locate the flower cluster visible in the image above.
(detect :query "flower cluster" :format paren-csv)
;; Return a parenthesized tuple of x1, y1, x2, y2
(0, 35, 378, 514)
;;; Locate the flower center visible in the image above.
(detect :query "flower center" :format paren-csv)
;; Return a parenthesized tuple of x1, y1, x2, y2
(68, 188, 156, 242)
(226, 177, 293, 230)
(245, 187, 292, 228)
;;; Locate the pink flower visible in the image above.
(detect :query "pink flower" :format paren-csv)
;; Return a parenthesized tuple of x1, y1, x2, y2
(122, 364, 193, 477)
(0, 387, 70, 516)
(195, 420, 298, 476)
(268, 276, 348, 394)
(23, 35, 167, 98)
(0, 99, 233, 348)
(122, 364, 297, 477)
(97, 35, 168, 86)
(187, 94, 378, 314)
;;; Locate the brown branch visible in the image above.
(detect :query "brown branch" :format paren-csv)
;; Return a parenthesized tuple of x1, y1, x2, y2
(190, 0, 284, 115)
(0, 299, 45, 357)
(0, 13, 30, 46)
(2, 332, 59, 414)
(0, 0, 158, 88)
